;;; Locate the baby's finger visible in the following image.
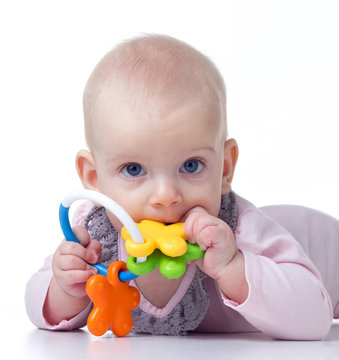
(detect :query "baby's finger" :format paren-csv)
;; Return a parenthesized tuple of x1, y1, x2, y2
(72, 226, 91, 247)
(59, 241, 98, 264)
(182, 206, 208, 222)
(184, 211, 207, 243)
(60, 269, 97, 286)
(86, 240, 102, 260)
(57, 254, 97, 272)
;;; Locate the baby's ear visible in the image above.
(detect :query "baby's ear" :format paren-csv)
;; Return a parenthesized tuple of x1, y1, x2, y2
(221, 139, 238, 194)
(76, 150, 99, 191)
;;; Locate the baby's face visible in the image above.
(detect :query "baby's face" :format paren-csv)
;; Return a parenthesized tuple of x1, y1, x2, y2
(88, 99, 227, 231)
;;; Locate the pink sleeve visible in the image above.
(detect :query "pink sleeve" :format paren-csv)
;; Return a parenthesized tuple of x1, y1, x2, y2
(221, 196, 333, 340)
(24, 202, 94, 330)
(72, 201, 94, 226)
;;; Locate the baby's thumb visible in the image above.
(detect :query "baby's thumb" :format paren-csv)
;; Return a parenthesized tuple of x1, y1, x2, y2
(72, 225, 91, 247)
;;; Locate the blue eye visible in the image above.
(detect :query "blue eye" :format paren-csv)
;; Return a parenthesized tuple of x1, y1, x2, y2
(180, 159, 204, 174)
(121, 163, 145, 178)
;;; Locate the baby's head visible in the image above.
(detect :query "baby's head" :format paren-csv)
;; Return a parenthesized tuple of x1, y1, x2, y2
(77, 34, 238, 230)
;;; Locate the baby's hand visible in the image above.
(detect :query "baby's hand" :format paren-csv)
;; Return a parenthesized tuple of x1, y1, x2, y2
(183, 207, 237, 280)
(52, 226, 101, 298)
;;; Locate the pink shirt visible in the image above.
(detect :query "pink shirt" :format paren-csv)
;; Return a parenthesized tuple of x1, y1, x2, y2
(25, 195, 338, 340)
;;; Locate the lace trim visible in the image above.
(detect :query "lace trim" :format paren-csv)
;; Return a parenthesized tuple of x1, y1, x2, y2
(131, 268, 209, 335)
(83, 207, 119, 267)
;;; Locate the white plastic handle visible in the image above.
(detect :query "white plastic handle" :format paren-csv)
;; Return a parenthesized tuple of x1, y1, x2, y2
(62, 189, 146, 262)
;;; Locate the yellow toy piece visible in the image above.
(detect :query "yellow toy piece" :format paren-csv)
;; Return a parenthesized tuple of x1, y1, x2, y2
(121, 220, 187, 258)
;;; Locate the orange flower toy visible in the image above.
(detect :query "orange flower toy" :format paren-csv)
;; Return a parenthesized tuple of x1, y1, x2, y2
(86, 261, 140, 337)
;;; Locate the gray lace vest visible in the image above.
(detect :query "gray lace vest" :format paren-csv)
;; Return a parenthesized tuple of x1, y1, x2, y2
(83, 192, 238, 335)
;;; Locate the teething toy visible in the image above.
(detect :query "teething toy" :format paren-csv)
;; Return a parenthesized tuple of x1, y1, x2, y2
(59, 190, 144, 281)
(59, 189, 205, 337)
(127, 242, 205, 279)
(121, 220, 187, 257)
(86, 261, 140, 337)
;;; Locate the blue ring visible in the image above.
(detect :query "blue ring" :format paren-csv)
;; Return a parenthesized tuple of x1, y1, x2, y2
(59, 203, 138, 281)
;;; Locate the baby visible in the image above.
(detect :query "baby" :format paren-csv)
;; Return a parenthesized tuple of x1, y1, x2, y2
(25, 34, 339, 339)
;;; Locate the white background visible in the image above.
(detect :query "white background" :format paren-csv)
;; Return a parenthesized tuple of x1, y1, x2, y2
(0, 0, 338, 353)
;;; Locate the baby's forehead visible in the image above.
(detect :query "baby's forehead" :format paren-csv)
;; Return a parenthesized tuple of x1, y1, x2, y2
(90, 90, 225, 155)
(91, 100, 225, 164)
(93, 95, 225, 153)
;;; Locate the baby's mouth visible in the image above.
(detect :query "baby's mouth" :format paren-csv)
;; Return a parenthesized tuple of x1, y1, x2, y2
(146, 212, 188, 225)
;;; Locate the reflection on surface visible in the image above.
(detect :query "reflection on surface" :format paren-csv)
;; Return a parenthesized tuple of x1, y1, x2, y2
(25, 329, 150, 360)
(24, 323, 339, 360)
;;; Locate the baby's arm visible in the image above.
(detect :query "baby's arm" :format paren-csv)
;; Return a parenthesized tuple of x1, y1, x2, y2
(184, 205, 333, 340)
(43, 226, 101, 325)
(230, 208, 333, 340)
(25, 224, 101, 329)
(184, 207, 248, 304)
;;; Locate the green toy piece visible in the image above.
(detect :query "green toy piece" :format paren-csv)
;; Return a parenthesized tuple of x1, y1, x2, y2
(126, 242, 205, 279)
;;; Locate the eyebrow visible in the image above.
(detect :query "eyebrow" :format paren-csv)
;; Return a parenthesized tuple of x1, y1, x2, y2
(186, 145, 217, 154)
(105, 144, 217, 164)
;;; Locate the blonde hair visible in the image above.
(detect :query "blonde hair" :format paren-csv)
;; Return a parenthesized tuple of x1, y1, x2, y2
(83, 34, 227, 149)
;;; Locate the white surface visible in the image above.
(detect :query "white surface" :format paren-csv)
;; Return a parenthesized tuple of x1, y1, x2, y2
(0, 1, 338, 357)
(9, 321, 339, 360)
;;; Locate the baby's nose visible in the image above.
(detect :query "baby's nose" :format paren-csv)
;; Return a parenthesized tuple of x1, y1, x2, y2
(150, 177, 182, 207)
